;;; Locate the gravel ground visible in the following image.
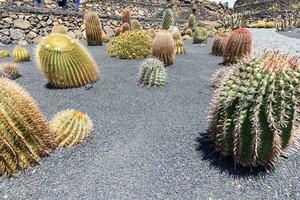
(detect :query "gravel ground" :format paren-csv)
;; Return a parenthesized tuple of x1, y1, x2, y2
(277, 28, 300, 40)
(0, 29, 299, 200)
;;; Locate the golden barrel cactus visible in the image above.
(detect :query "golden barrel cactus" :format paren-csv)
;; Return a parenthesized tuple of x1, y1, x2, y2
(0, 78, 56, 176)
(172, 31, 186, 54)
(84, 11, 103, 46)
(12, 46, 30, 62)
(50, 109, 93, 148)
(36, 34, 100, 89)
(51, 25, 67, 34)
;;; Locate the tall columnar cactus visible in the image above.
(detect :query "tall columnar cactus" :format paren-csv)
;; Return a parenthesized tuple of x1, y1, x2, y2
(84, 11, 103, 46)
(51, 25, 67, 34)
(162, 9, 174, 30)
(152, 30, 176, 66)
(193, 28, 208, 44)
(12, 46, 30, 62)
(211, 33, 228, 56)
(188, 14, 196, 31)
(131, 19, 142, 31)
(223, 28, 253, 64)
(172, 31, 186, 54)
(114, 27, 122, 36)
(50, 109, 93, 148)
(211, 51, 300, 167)
(0, 50, 9, 58)
(138, 58, 166, 87)
(0, 63, 21, 80)
(0, 78, 56, 176)
(121, 22, 130, 33)
(122, 7, 131, 25)
(36, 34, 100, 88)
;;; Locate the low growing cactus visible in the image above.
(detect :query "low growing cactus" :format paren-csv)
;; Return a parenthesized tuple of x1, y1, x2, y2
(162, 9, 174, 30)
(172, 31, 186, 54)
(138, 58, 166, 87)
(193, 28, 208, 44)
(152, 30, 176, 66)
(0, 78, 56, 176)
(51, 25, 67, 34)
(223, 28, 253, 64)
(188, 14, 196, 31)
(0, 50, 9, 58)
(211, 33, 228, 56)
(0, 63, 21, 80)
(211, 51, 300, 167)
(36, 34, 100, 88)
(121, 22, 131, 33)
(51, 109, 93, 148)
(12, 46, 30, 62)
(84, 11, 103, 46)
(131, 19, 142, 31)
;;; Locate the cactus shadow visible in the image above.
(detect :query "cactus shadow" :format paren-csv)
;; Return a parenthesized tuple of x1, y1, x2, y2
(44, 83, 56, 90)
(196, 130, 272, 177)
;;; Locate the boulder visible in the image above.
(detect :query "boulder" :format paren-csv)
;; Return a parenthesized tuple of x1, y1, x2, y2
(10, 28, 25, 40)
(103, 25, 114, 36)
(13, 19, 31, 29)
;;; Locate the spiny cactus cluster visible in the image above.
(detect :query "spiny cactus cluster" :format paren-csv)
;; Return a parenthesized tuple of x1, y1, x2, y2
(211, 51, 300, 167)
(131, 19, 142, 31)
(0, 50, 10, 58)
(188, 14, 196, 31)
(0, 63, 21, 80)
(51, 109, 93, 148)
(12, 46, 30, 62)
(211, 33, 228, 56)
(193, 28, 208, 44)
(36, 33, 100, 88)
(51, 25, 67, 34)
(275, 13, 300, 31)
(138, 58, 166, 87)
(0, 78, 56, 176)
(172, 32, 186, 54)
(223, 28, 253, 64)
(84, 11, 103, 46)
(162, 9, 174, 30)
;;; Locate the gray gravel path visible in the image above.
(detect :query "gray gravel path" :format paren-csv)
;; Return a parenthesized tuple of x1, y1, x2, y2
(0, 29, 299, 200)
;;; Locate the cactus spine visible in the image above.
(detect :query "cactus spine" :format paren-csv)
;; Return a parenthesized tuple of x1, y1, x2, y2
(84, 11, 103, 46)
(12, 46, 30, 62)
(172, 31, 186, 54)
(0, 50, 9, 58)
(138, 58, 166, 87)
(193, 28, 208, 44)
(131, 19, 142, 31)
(51, 25, 67, 34)
(36, 34, 100, 89)
(0, 63, 21, 80)
(188, 14, 196, 31)
(211, 33, 228, 56)
(51, 109, 93, 148)
(211, 51, 300, 167)
(162, 9, 174, 30)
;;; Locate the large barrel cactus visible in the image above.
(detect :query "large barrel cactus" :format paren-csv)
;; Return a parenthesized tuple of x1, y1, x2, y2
(51, 25, 67, 34)
(0, 63, 21, 80)
(152, 30, 175, 66)
(51, 109, 93, 148)
(0, 78, 56, 176)
(193, 28, 208, 44)
(172, 31, 186, 54)
(12, 46, 30, 62)
(211, 51, 300, 167)
(162, 9, 174, 30)
(211, 33, 228, 56)
(84, 11, 103, 46)
(36, 33, 100, 88)
(138, 58, 166, 87)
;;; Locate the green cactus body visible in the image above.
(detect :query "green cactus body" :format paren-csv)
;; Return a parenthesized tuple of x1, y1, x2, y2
(12, 46, 30, 62)
(84, 11, 103, 46)
(188, 14, 196, 31)
(0, 78, 56, 176)
(162, 9, 174, 30)
(36, 34, 100, 88)
(172, 31, 186, 54)
(51, 25, 67, 34)
(131, 19, 142, 31)
(193, 28, 208, 44)
(0, 63, 21, 80)
(139, 58, 166, 87)
(211, 33, 228, 56)
(152, 30, 176, 66)
(51, 109, 93, 148)
(211, 51, 300, 167)
(0, 50, 9, 58)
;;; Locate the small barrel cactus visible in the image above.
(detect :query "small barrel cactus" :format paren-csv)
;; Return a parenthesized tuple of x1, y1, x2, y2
(152, 30, 176, 66)
(131, 19, 142, 31)
(84, 11, 103, 46)
(188, 14, 196, 31)
(36, 33, 100, 88)
(50, 109, 93, 148)
(102, 34, 110, 43)
(122, 7, 131, 25)
(185, 28, 193, 37)
(121, 22, 131, 33)
(0, 63, 21, 80)
(211, 51, 300, 167)
(223, 28, 253, 64)
(162, 9, 174, 30)
(172, 31, 186, 54)
(138, 58, 166, 87)
(51, 25, 67, 34)
(114, 27, 122, 36)
(193, 28, 208, 44)
(0, 50, 9, 58)
(0, 78, 56, 176)
(12, 46, 30, 62)
(147, 28, 156, 39)
(211, 33, 228, 56)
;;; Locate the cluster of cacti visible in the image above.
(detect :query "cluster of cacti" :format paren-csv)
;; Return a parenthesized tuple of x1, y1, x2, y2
(222, 14, 244, 30)
(188, 14, 196, 31)
(152, 30, 176, 66)
(107, 31, 152, 59)
(102, 34, 110, 43)
(211, 33, 228, 56)
(275, 13, 300, 31)
(12, 46, 30, 62)
(122, 7, 131, 25)
(121, 22, 131, 33)
(138, 58, 166, 87)
(172, 31, 186, 54)
(147, 28, 156, 39)
(84, 11, 103, 46)
(131, 19, 142, 31)
(0, 50, 9, 58)
(114, 27, 122, 36)
(193, 28, 208, 44)
(36, 33, 100, 88)
(223, 28, 253, 64)
(206, 26, 217, 37)
(0, 78, 56, 176)
(162, 9, 174, 30)
(50, 109, 93, 148)
(0, 63, 21, 80)
(51, 25, 67, 34)
(211, 51, 300, 167)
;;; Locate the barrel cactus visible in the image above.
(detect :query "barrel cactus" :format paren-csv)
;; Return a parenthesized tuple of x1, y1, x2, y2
(0, 78, 56, 176)
(185, 28, 193, 37)
(211, 51, 300, 167)
(211, 33, 228, 56)
(0, 50, 9, 58)
(12, 46, 30, 62)
(223, 28, 253, 64)
(152, 30, 176, 66)
(36, 33, 100, 88)
(188, 14, 196, 31)
(121, 22, 130, 33)
(51, 25, 67, 34)
(147, 28, 156, 39)
(193, 28, 208, 44)
(172, 31, 186, 54)
(102, 34, 110, 43)
(0, 63, 21, 80)
(114, 27, 122, 36)
(162, 9, 174, 30)
(138, 58, 166, 87)
(122, 7, 131, 25)
(131, 19, 142, 31)
(84, 11, 103, 46)
(50, 109, 93, 148)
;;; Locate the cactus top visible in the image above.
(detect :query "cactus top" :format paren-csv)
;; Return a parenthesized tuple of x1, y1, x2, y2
(42, 34, 75, 52)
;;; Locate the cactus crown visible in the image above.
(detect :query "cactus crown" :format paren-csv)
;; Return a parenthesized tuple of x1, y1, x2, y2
(43, 34, 75, 52)
(139, 58, 166, 87)
(211, 51, 300, 167)
(51, 25, 67, 34)
(162, 9, 174, 30)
